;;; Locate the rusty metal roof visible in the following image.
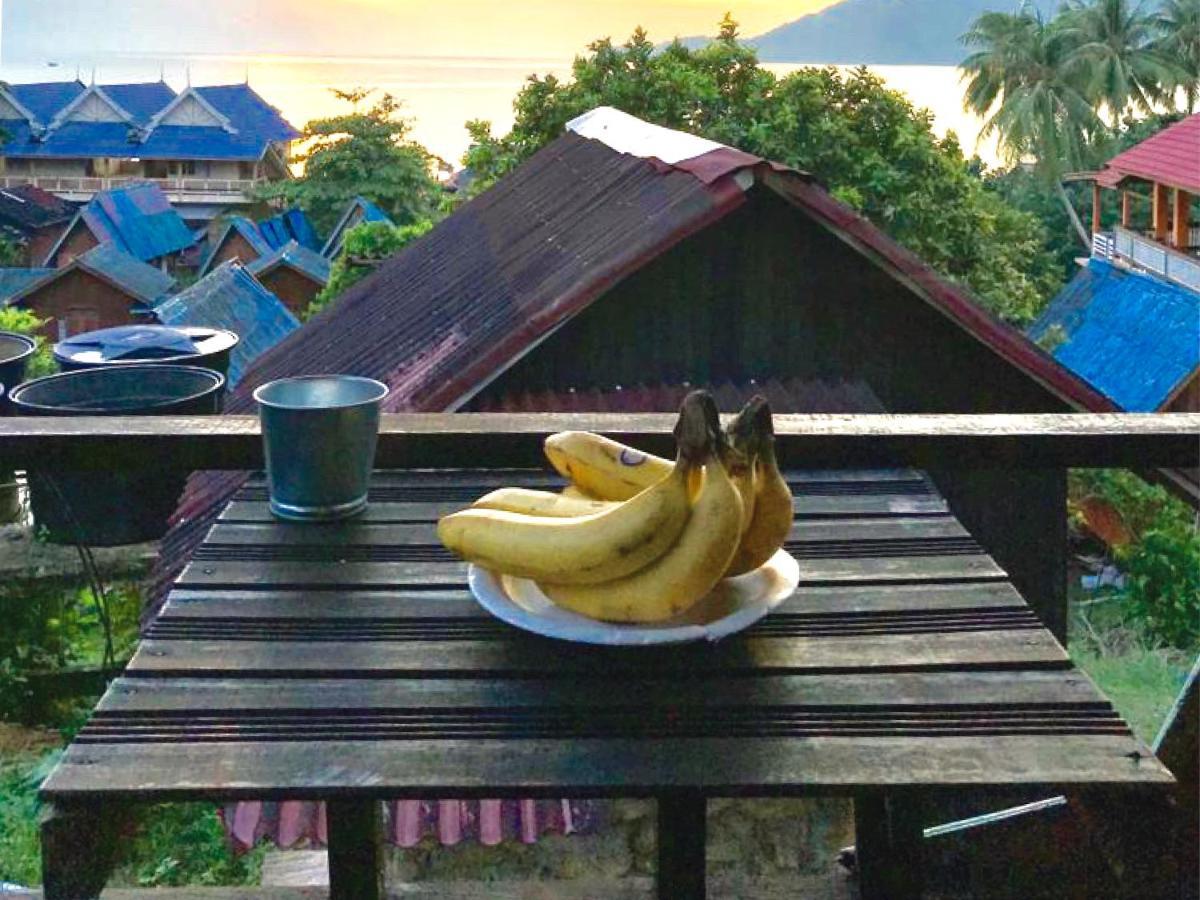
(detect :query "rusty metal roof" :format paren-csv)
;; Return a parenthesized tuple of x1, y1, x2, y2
(1096, 113, 1200, 194)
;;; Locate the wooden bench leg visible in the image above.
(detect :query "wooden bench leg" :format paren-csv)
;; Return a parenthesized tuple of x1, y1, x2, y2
(41, 800, 126, 900)
(658, 792, 706, 900)
(855, 792, 926, 900)
(327, 798, 384, 900)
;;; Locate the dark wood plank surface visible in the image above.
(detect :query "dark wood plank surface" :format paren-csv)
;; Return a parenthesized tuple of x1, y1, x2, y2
(3, 412, 1197, 471)
(41, 468, 1173, 803)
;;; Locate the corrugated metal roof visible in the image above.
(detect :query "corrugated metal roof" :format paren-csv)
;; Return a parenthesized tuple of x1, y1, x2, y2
(0, 184, 75, 231)
(1029, 258, 1200, 411)
(11, 242, 175, 307)
(247, 239, 331, 284)
(1096, 113, 1200, 194)
(474, 377, 884, 414)
(0, 81, 298, 161)
(321, 196, 394, 258)
(0, 268, 55, 304)
(75, 183, 195, 262)
(152, 261, 298, 386)
(259, 208, 322, 252)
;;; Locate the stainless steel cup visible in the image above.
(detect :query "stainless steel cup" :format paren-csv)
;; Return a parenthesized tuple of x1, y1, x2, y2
(253, 375, 389, 521)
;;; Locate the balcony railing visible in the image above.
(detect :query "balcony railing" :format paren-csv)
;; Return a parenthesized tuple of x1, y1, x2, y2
(0, 174, 264, 201)
(1095, 225, 1200, 294)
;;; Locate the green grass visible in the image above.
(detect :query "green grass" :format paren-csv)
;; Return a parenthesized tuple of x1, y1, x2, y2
(1068, 598, 1196, 745)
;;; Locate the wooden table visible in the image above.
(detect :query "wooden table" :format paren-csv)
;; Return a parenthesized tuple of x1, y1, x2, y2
(40, 467, 1173, 900)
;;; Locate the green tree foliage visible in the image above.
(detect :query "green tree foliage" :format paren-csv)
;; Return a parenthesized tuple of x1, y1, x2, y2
(305, 219, 433, 320)
(1157, 0, 1200, 112)
(0, 237, 22, 267)
(0, 307, 56, 379)
(256, 89, 441, 235)
(961, 0, 1195, 180)
(464, 19, 1062, 323)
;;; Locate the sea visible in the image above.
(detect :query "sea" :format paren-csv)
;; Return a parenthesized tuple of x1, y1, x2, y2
(0, 52, 1004, 169)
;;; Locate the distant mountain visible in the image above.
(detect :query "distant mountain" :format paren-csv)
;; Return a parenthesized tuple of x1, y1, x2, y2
(682, 0, 1059, 66)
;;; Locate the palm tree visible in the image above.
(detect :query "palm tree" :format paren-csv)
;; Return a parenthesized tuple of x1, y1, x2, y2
(961, 6, 1100, 180)
(1058, 0, 1182, 121)
(1157, 0, 1200, 112)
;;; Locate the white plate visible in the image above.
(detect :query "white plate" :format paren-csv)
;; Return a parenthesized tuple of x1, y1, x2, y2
(467, 549, 800, 646)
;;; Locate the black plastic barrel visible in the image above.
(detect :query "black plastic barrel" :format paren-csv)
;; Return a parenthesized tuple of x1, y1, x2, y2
(54, 325, 239, 379)
(8, 365, 226, 546)
(0, 332, 36, 401)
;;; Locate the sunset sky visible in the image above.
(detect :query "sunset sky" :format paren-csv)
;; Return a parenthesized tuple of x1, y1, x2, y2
(5, 0, 841, 60)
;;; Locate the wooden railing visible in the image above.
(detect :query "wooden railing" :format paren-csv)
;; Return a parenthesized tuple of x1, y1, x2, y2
(1, 413, 1197, 472)
(0, 174, 263, 199)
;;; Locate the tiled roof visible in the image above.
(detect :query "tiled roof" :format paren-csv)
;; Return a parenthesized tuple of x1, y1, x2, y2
(0, 268, 55, 305)
(0, 81, 298, 162)
(259, 208, 322, 252)
(473, 377, 885, 414)
(1029, 258, 1200, 411)
(10, 242, 175, 307)
(72, 183, 195, 262)
(0, 184, 76, 231)
(152, 261, 299, 386)
(1096, 114, 1200, 194)
(247, 239, 331, 284)
(321, 196, 394, 258)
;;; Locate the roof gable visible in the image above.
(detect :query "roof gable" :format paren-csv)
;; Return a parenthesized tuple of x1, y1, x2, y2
(321, 196, 394, 258)
(12, 242, 174, 307)
(247, 240, 331, 285)
(1029, 259, 1200, 411)
(152, 261, 298, 385)
(150, 87, 236, 132)
(0, 88, 37, 125)
(199, 217, 272, 276)
(7, 81, 84, 123)
(49, 85, 133, 129)
(1097, 113, 1200, 194)
(223, 107, 1113, 418)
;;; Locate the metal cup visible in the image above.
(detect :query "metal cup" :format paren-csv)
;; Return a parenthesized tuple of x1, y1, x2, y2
(253, 375, 389, 521)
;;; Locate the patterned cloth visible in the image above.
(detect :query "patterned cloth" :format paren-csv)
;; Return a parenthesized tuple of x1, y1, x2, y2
(222, 799, 600, 851)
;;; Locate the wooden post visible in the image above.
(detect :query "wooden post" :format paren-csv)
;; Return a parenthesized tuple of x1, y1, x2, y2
(1173, 189, 1191, 250)
(658, 793, 707, 900)
(1152, 182, 1169, 242)
(855, 792, 927, 900)
(41, 800, 127, 899)
(326, 799, 384, 900)
(1121, 190, 1131, 228)
(1091, 182, 1102, 236)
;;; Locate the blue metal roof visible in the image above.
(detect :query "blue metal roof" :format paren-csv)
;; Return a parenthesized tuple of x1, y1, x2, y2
(76, 243, 177, 305)
(0, 268, 54, 305)
(77, 183, 195, 262)
(247, 240, 331, 285)
(0, 81, 298, 161)
(1029, 259, 1200, 411)
(198, 216, 272, 276)
(259, 208, 322, 252)
(152, 261, 298, 386)
(321, 196, 394, 258)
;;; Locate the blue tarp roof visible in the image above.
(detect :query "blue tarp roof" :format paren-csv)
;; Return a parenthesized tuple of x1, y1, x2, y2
(321, 196, 394, 258)
(0, 268, 54, 304)
(0, 81, 298, 161)
(1029, 259, 1200, 411)
(247, 239, 331, 285)
(153, 261, 298, 386)
(259, 208, 321, 252)
(76, 182, 195, 262)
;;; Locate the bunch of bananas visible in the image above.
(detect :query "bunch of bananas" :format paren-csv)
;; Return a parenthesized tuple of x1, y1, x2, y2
(437, 391, 793, 623)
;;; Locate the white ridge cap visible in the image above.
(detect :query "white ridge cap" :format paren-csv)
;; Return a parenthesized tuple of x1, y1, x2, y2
(566, 106, 726, 165)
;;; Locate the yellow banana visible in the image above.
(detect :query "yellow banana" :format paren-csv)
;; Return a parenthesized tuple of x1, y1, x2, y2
(543, 431, 672, 501)
(472, 487, 615, 518)
(720, 434, 757, 540)
(561, 484, 602, 501)
(725, 398, 792, 576)
(542, 394, 744, 623)
(440, 395, 713, 585)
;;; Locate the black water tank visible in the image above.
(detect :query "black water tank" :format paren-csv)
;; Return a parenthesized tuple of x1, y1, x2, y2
(0, 331, 36, 399)
(54, 324, 239, 378)
(8, 364, 226, 545)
